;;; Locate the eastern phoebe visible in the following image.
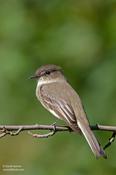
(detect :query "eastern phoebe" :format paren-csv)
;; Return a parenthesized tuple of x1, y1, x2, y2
(30, 64, 106, 158)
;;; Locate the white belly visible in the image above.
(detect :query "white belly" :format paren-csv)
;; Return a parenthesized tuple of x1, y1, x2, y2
(36, 79, 61, 120)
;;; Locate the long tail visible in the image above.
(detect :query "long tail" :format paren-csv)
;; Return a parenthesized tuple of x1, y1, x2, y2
(75, 120, 107, 159)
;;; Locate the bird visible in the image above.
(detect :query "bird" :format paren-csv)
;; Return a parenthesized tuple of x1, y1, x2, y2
(30, 64, 106, 159)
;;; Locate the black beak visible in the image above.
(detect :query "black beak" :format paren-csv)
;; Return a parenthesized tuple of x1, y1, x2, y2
(29, 75, 38, 79)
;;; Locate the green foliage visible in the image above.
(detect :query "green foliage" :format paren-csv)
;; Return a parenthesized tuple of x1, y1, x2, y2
(0, 0, 116, 174)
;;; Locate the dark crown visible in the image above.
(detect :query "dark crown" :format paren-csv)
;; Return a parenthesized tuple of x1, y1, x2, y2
(35, 64, 62, 77)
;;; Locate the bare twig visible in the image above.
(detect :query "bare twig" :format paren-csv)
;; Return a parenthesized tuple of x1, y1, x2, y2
(0, 124, 69, 132)
(103, 132, 116, 150)
(0, 124, 116, 133)
(28, 123, 57, 138)
(0, 123, 116, 149)
(28, 130, 56, 138)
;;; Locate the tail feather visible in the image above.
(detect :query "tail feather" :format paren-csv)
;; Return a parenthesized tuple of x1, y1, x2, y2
(77, 121, 107, 159)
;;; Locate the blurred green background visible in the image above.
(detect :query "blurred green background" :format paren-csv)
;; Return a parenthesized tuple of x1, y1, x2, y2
(0, 0, 116, 174)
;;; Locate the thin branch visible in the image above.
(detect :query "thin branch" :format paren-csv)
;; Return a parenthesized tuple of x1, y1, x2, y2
(0, 124, 116, 134)
(0, 124, 116, 150)
(0, 124, 69, 132)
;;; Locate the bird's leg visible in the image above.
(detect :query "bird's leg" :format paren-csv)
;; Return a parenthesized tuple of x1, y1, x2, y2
(65, 126, 73, 132)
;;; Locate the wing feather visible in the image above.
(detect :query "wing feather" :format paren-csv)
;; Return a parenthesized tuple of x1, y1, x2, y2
(40, 92, 76, 124)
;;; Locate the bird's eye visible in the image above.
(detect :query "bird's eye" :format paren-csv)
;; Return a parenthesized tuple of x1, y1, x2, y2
(46, 71, 50, 75)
